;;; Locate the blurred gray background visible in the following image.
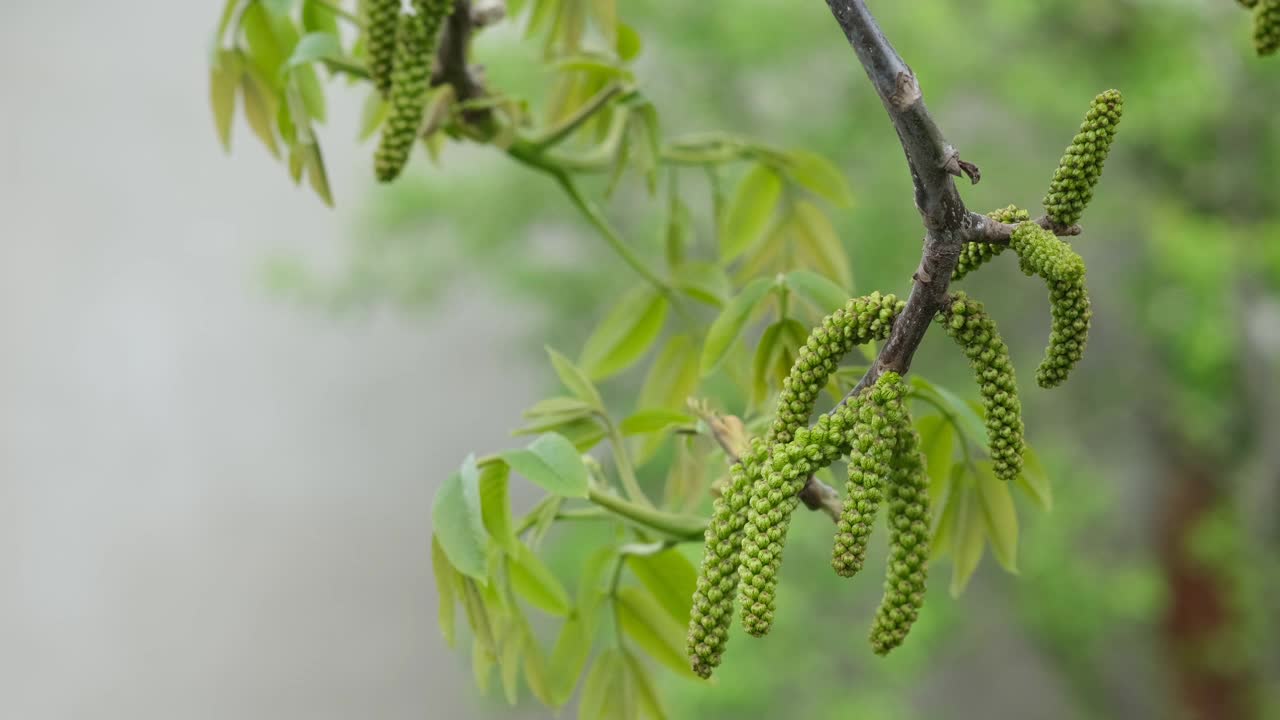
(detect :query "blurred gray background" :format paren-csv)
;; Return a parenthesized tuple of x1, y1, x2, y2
(1, 2, 516, 717)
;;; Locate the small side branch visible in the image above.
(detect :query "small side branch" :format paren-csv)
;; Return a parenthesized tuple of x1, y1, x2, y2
(966, 212, 1083, 244)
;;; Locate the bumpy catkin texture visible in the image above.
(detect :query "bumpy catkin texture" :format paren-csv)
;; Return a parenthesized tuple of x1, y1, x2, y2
(364, 0, 401, 98)
(869, 377, 930, 655)
(688, 293, 903, 677)
(1256, 0, 1280, 56)
(737, 405, 861, 637)
(1042, 89, 1124, 227)
(1009, 222, 1092, 388)
(688, 441, 766, 679)
(938, 293, 1025, 482)
(374, 0, 452, 182)
(951, 206, 1031, 282)
(830, 384, 898, 578)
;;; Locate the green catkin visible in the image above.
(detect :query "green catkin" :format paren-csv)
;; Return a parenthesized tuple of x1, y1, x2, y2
(951, 205, 1032, 282)
(374, 0, 452, 182)
(830, 377, 899, 578)
(1042, 89, 1124, 227)
(937, 293, 1025, 482)
(1009, 222, 1092, 388)
(1256, 0, 1280, 56)
(364, 0, 401, 98)
(869, 378, 930, 655)
(688, 293, 904, 677)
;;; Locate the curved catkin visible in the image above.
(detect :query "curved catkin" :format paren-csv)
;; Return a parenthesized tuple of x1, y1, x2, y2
(1042, 89, 1124, 227)
(869, 380, 930, 655)
(937, 293, 1025, 482)
(688, 293, 904, 677)
(1256, 0, 1280, 56)
(738, 404, 861, 637)
(1009, 222, 1092, 388)
(374, 0, 453, 182)
(952, 205, 1031, 282)
(831, 376, 899, 578)
(688, 441, 766, 678)
(364, 0, 401, 98)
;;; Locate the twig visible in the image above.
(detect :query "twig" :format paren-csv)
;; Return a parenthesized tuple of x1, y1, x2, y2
(966, 212, 1083, 244)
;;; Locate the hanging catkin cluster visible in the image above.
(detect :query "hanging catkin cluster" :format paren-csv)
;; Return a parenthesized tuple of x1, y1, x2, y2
(869, 382, 929, 655)
(1009, 223, 1092, 388)
(1256, 0, 1280, 56)
(1042, 89, 1123, 227)
(938, 294, 1025, 482)
(830, 391, 895, 578)
(688, 294, 903, 678)
(364, 0, 401, 98)
(373, 0, 453, 182)
(951, 205, 1031, 282)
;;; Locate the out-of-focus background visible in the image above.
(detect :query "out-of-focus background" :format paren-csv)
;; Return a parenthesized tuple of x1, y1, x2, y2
(2, 1, 1279, 719)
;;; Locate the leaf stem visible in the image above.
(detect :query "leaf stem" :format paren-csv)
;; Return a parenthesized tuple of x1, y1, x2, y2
(586, 488, 707, 541)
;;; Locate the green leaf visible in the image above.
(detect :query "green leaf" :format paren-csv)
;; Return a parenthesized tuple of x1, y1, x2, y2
(626, 548, 696, 625)
(546, 347, 604, 409)
(285, 31, 343, 70)
(509, 542, 572, 616)
(579, 285, 669, 380)
(298, 139, 334, 206)
(261, 0, 298, 16)
(473, 636, 496, 694)
(358, 89, 388, 141)
(523, 396, 596, 421)
(617, 22, 643, 61)
(785, 269, 850, 316)
(620, 409, 694, 436)
(950, 475, 986, 597)
(720, 163, 782, 262)
(588, 0, 618, 48)
(579, 649, 627, 720)
(624, 650, 669, 720)
(917, 414, 956, 498)
(460, 577, 497, 652)
(431, 536, 459, 647)
(478, 461, 517, 553)
(1016, 447, 1053, 512)
(513, 417, 606, 454)
(639, 335, 699, 412)
(501, 625, 524, 705)
(664, 189, 693, 270)
(929, 463, 964, 560)
(673, 261, 731, 308)
(785, 150, 854, 207)
(522, 630, 557, 708)
(577, 545, 617, 612)
(974, 461, 1019, 573)
(242, 3, 290, 80)
(550, 614, 592, 705)
(789, 200, 853, 290)
(911, 376, 988, 450)
(615, 587, 700, 679)
(293, 63, 327, 124)
(240, 69, 282, 158)
(431, 457, 489, 582)
(750, 321, 787, 407)
(302, 0, 341, 35)
(502, 433, 590, 498)
(210, 50, 241, 152)
(700, 276, 774, 375)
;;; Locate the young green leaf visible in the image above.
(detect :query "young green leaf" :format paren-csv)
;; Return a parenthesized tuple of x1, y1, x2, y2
(950, 476, 986, 597)
(929, 463, 965, 560)
(785, 269, 851, 316)
(579, 285, 669, 380)
(285, 31, 343, 71)
(358, 89, 388, 141)
(431, 536, 459, 647)
(588, 0, 618, 48)
(617, 22, 643, 61)
(242, 3, 290, 79)
(501, 627, 525, 705)
(784, 149, 855, 207)
(460, 577, 498, 653)
(1016, 447, 1053, 512)
(639, 335, 699, 413)
(240, 69, 282, 158)
(917, 414, 956, 497)
(720, 164, 782, 262)
(625, 548, 696, 624)
(522, 629, 557, 708)
(911, 376, 988, 450)
(672, 261, 732, 308)
(298, 139, 333, 206)
(210, 50, 241, 152)
(432, 459, 490, 583)
(789, 200, 854, 290)
(700, 276, 774, 375)
(550, 614, 593, 705)
(301, 0, 341, 35)
(478, 461, 517, 553)
(579, 649, 629, 720)
(473, 636, 497, 694)
(624, 650, 669, 720)
(974, 461, 1019, 573)
(620, 409, 694, 436)
(509, 543, 572, 616)
(615, 587, 700, 679)
(546, 347, 605, 409)
(503, 433, 590, 498)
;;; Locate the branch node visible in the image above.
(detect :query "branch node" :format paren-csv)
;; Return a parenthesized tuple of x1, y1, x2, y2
(890, 71, 921, 111)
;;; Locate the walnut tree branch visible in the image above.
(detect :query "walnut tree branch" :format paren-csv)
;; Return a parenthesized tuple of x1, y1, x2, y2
(967, 212, 1083, 244)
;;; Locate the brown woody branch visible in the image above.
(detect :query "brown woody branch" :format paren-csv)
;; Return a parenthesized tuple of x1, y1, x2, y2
(967, 212, 1083, 244)
(432, 0, 494, 129)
